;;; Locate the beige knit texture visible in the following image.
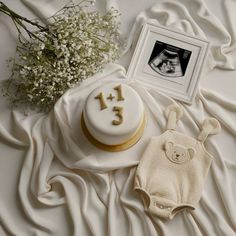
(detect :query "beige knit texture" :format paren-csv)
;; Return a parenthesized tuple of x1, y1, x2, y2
(134, 104, 221, 220)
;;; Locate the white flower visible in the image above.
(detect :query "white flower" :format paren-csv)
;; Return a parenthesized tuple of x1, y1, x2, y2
(4, 0, 123, 112)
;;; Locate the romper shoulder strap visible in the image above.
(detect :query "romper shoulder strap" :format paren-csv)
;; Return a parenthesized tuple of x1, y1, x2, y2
(197, 117, 221, 142)
(164, 104, 183, 130)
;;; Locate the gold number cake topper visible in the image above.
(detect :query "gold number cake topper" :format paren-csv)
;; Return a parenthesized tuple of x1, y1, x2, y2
(94, 92, 107, 110)
(94, 84, 125, 125)
(114, 84, 125, 101)
(112, 106, 123, 125)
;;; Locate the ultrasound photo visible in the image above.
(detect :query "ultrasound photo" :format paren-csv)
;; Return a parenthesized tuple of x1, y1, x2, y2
(148, 41, 192, 78)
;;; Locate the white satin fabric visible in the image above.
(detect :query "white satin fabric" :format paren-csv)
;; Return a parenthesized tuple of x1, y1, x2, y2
(0, 0, 236, 235)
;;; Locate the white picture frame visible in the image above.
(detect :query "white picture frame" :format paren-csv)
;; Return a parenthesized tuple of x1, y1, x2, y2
(127, 22, 210, 104)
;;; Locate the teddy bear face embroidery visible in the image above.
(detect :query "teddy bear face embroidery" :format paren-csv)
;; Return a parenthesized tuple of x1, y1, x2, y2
(164, 141, 195, 164)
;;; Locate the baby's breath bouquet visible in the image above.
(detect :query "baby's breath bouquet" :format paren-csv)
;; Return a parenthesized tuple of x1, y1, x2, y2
(0, 0, 123, 111)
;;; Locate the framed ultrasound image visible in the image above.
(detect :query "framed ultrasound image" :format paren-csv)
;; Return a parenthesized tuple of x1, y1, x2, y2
(127, 22, 209, 104)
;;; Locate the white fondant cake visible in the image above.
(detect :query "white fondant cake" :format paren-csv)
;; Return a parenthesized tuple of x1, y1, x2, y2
(82, 82, 146, 151)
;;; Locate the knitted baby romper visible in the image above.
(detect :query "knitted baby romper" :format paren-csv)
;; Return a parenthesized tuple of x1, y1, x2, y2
(134, 104, 221, 220)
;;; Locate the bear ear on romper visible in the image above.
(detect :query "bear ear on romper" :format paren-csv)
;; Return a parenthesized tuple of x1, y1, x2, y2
(164, 141, 174, 151)
(188, 148, 195, 159)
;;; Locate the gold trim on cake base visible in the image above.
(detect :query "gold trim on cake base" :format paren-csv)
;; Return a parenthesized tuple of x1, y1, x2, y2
(81, 112, 147, 152)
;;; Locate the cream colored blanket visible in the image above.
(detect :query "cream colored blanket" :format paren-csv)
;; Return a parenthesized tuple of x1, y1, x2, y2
(0, 0, 236, 235)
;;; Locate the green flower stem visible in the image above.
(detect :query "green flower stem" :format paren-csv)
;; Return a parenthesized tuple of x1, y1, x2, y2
(0, 2, 44, 29)
(0, 1, 47, 41)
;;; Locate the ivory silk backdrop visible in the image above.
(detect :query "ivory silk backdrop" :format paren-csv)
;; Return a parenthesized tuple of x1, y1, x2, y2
(0, 0, 236, 235)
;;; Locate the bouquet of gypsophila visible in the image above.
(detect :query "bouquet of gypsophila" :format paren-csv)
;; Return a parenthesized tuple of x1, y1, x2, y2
(0, 0, 123, 112)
